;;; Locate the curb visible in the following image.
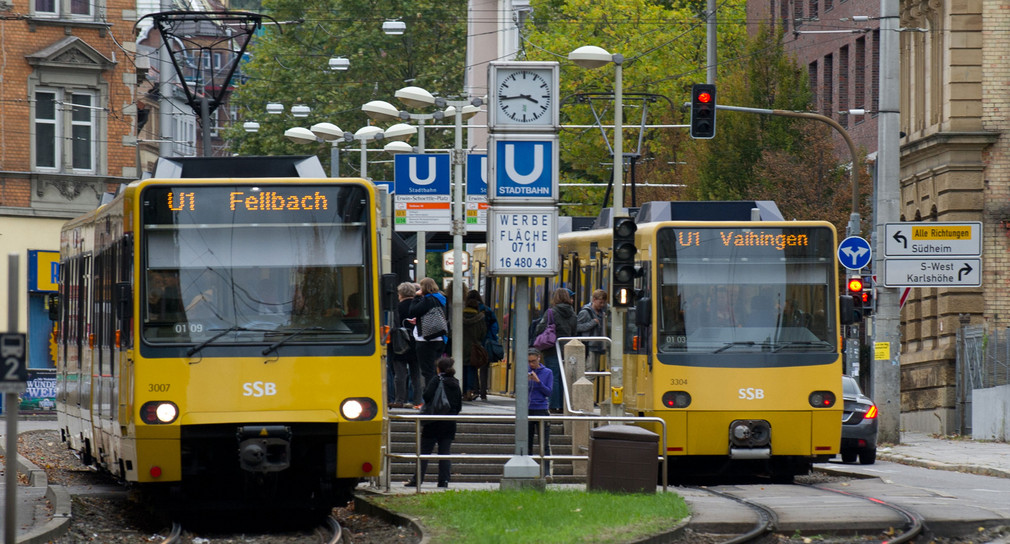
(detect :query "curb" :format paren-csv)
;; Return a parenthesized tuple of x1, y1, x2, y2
(353, 488, 428, 543)
(0, 435, 73, 544)
(877, 451, 1010, 479)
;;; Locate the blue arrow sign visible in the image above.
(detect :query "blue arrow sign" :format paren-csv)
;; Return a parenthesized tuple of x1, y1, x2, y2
(837, 236, 872, 270)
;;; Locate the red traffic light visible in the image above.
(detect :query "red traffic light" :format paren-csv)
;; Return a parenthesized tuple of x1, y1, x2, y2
(847, 277, 864, 293)
(696, 92, 712, 104)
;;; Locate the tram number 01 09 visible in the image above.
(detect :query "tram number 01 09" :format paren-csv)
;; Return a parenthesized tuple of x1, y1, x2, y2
(497, 257, 549, 268)
(173, 323, 204, 333)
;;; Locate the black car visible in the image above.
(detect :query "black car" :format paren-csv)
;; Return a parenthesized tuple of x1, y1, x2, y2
(840, 375, 878, 464)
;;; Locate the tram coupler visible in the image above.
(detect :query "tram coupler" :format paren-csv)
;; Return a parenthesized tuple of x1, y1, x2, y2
(237, 425, 292, 472)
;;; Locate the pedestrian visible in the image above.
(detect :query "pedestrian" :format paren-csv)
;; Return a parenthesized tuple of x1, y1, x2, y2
(405, 356, 463, 488)
(533, 287, 577, 412)
(461, 290, 488, 400)
(478, 294, 501, 399)
(577, 289, 609, 373)
(527, 348, 553, 475)
(391, 282, 422, 408)
(407, 278, 448, 400)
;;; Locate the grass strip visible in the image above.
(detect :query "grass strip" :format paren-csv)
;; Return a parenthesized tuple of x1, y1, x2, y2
(371, 488, 689, 544)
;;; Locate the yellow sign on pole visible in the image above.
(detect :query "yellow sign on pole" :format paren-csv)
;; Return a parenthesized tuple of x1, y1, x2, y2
(874, 342, 890, 361)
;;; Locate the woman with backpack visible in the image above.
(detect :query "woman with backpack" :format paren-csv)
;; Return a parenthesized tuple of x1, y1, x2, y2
(461, 290, 488, 400)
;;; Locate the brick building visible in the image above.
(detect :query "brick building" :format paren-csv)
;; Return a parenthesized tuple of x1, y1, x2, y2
(0, 0, 140, 377)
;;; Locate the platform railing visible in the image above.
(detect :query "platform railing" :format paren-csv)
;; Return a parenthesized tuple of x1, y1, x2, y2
(383, 413, 667, 494)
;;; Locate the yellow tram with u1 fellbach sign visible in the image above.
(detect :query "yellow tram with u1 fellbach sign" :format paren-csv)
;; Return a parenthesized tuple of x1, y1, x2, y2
(54, 156, 387, 513)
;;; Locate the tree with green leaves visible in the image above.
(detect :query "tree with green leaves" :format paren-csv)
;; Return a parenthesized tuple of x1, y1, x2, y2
(223, 0, 467, 181)
(521, 0, 748, 216)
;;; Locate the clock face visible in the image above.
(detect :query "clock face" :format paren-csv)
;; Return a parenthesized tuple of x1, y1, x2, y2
(495, 69, 553, 125)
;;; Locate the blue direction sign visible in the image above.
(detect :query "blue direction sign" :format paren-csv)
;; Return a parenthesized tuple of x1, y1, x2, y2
(394, 154, 450, 195)
(837, 236, 872, 270)
(489, 135, 558, 202)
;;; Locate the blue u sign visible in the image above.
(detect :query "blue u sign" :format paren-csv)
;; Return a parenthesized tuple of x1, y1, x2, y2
(394, 154, 451, 195)
(495, 140, 553, 198)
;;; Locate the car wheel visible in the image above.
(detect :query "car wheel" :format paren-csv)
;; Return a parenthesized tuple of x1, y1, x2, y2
(841, 452, 857, 464)
(858, 449, 876, 465)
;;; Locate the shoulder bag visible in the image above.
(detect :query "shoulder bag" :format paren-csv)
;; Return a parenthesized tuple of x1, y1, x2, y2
(420, 301, 448, 340)
(532, 308, 558, 351)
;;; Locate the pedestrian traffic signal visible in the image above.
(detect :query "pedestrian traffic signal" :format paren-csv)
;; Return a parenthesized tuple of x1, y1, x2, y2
(690, 84, 717, 139)
(612, 216, 638, 307)
(860, 275, 874, 315)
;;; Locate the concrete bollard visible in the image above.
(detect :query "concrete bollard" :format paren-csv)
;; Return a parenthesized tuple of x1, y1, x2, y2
(571, 377, 594, 475)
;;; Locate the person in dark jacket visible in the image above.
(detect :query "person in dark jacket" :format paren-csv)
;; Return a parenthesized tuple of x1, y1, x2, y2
(527, 348, 553, 474)
(576, 289, 609, 374)
(533, 287, 577, 412)
(461, 290, 488, 400)
(405, 356, 463, 488)
(392, 282, 422, 408)
(406, 277, 447, 396)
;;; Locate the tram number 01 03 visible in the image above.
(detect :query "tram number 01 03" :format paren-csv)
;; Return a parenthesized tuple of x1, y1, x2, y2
(498, 257, 549, 268)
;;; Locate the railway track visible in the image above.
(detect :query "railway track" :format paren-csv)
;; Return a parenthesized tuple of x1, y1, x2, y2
(158, 516, 343, 544)
(692, 483, 925, 544)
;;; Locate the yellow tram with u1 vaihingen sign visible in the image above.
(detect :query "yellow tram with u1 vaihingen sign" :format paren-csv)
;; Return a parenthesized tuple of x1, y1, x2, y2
(54, 156, 386, 513)
(474, 201, 847, 482)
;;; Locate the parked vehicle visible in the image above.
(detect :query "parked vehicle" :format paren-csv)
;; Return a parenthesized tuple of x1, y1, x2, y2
(840, 375, 878, 464)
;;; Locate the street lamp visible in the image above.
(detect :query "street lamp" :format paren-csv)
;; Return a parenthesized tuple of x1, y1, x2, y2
(243, 121, 260, 133)
(382, 19, 406, 35)
(568, 45, 625, 209)
(569, 44, 626, 417)
(328, 56, 349, 71)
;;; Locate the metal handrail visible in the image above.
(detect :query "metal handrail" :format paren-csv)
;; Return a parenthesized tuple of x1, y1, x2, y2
(384, 413, 667, 494)
(550, 336, 612, 414)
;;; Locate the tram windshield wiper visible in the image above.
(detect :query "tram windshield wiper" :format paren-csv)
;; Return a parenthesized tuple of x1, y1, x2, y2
(713, 341, 756, 353)
(187, 326, 254, 357)
(771, 340, 834, 353)
(262, 326, 326, 356)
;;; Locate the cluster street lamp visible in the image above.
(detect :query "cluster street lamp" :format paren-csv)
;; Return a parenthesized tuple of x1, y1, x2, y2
(370, 85, 482, 374)
(568, 45, 627, 416)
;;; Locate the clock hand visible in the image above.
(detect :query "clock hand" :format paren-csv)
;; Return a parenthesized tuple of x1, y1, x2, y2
(519, 94, 539, 104)
(499, 95, 525, 100)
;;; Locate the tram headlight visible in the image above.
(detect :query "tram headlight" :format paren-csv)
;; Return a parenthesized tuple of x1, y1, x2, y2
(808, 390, 837, 408)
(340, 397, 378, 421)
(662, 391, 692, 409)
(140, 401, 179, 424)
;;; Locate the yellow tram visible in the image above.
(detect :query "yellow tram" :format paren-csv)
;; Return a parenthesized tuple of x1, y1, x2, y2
(474, 201, 845, 480)
(54, 157, 385, 511)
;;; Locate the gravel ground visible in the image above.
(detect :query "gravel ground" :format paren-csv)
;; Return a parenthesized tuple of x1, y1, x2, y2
(14, 430, 420, 544)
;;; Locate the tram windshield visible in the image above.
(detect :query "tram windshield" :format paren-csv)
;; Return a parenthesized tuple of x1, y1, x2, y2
(655, 226, 839, 356)
(140, 184, 373, 345)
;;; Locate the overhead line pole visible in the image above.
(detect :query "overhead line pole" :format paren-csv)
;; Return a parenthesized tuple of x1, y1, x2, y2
(873, 0, 902, 445)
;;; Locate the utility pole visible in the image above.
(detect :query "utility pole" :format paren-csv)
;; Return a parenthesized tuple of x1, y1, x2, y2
(872, 0, 902, 445)
(706, 0, 717, 84)
(158, 0, 174, 158)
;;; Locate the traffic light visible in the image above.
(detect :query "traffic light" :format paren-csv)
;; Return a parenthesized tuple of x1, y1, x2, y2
(690, 84, 717, 139)
(612, 216, 638, 307)
(860, 274, 874, 315)
(845, 276, 864, 322)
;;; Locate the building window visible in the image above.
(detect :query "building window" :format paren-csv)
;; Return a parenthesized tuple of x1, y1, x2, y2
(839, 45, 849, 127)
(809, 61, 818, 110)
(33, 0, 94, 18)
(174, 114, 197, 157)
(33, 88, 96, 173)
(823, 54, 833, 118)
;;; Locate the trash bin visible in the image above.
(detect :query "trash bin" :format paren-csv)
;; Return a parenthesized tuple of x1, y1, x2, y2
(587, 424, 659, 493)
